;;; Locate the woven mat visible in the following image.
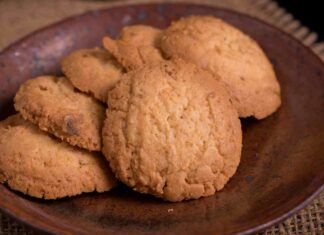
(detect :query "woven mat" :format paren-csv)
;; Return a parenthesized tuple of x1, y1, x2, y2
(0, 0, 323, 234)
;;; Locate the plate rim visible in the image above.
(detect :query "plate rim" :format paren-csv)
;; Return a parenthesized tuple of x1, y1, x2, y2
(0, 2, 323, 235)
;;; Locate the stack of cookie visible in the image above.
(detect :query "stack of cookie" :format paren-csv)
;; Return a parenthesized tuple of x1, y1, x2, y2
(0, 16, 281, 202)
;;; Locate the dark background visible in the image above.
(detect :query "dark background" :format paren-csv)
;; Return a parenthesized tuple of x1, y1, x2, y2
(276, 0, 323, 41)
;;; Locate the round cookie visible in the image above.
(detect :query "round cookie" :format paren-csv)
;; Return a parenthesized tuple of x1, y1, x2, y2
(14, 76, 105, 151)
(102, 59, 242, 202)
(61, 48, 124, 102)
(103, 25, 164, 71)
(0, 114, 117, 199)
(160, 16, 281, 119)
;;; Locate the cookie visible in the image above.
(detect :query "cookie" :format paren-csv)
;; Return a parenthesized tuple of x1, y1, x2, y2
(103, 25, 164, 71)
(0, 114, 117, 199)
(14, 76, 105, 151)
(160, 16, 281, 119)
(61, 48, 124, 102)
(102, 59, 242, 202)
(118, 25, 162, 47)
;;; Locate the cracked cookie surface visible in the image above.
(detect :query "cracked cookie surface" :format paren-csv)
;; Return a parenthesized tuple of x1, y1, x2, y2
(61, 48, 124, 102)
(14, 76, 105, 151)
(102, 59, 242, 202)
(0, 114, 117, 199)
(160, 16, 281, 119)
(103, 25, 164, 71)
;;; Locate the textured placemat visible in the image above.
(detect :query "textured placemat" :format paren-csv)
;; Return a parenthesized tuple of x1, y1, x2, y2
(0, 0, 323, 234)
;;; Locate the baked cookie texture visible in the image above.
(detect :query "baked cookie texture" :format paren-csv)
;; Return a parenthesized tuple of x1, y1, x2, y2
(102, 59, 242, 202)
(0, 115, 117, 199)
(61, 48, 124, 102)
(103, 25, 164, 71)
(160, 16, 281, 119)
(118, 25, 162, 47)
(14, 76, 105, 151)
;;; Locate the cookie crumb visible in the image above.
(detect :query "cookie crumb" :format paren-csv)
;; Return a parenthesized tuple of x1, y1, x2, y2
(168, 208, 174, 213)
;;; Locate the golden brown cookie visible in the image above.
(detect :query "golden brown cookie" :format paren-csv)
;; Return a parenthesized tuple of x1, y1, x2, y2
(103, 25, 164, 71)
(61, 48, 124, 102)
(14, 76, 105, 151)
(0, 114, 117, 199)
(118, 25, 162, 47)
(102, 59, 242, 202)
(160, 16, 281, 119)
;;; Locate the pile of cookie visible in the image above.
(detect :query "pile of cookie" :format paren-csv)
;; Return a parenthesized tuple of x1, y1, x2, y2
(0, 16, 281, 202)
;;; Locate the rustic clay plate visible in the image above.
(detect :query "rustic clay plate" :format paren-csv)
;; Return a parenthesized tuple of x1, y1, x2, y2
(0, 3, 323, 235)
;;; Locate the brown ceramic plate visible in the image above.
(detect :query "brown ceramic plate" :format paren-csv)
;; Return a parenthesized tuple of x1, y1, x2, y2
(0, 3, 323, 235)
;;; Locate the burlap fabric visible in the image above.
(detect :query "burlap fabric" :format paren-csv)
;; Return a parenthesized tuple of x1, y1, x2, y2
(0, 0, 323, 234)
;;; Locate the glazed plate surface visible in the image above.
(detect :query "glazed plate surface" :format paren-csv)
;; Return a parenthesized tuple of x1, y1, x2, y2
(0, 3, 323, 235)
